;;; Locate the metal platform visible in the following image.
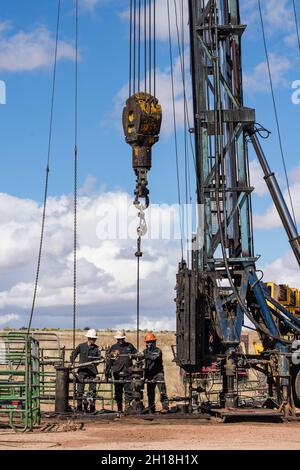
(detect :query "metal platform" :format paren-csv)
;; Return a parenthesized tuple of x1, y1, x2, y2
(210, 408, 284, 422)
(41, 410, 211, 425)
(135, 412, 211, 421)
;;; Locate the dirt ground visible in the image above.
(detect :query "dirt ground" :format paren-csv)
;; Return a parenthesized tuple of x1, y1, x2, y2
(0, 418, 300, 450)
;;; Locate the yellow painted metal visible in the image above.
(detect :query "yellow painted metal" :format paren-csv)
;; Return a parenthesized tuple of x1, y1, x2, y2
(266, 282, 300, 318)
(253, 341, 264, 355)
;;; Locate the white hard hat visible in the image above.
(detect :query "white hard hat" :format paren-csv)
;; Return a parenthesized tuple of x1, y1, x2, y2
(85, 328, 97, 339)
(114, 329, 126, 339)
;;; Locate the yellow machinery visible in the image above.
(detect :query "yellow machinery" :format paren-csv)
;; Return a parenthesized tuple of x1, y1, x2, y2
(253, 341, 264, 355)
(254, 283, 300, 354)
(266, 282, 300, 318)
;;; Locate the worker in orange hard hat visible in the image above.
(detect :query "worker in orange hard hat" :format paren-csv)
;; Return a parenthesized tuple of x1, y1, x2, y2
(143, 332, 169, 414)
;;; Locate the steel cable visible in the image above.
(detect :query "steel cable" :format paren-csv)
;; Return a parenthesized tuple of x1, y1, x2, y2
(27, 0, 61, 334)
(136, 241, 141, 351)
(153, 0, 156, 97)
(144, 0, 147, 94)
(149, 0, 152, 96)
(73, 0, 79, 350)
(138, 0, 141, 91)
(174, 0, 198, 264)
(258, 0, 297, 229)
(180, 0, 192, 264)
(133, 0, 137, 93)
(129, 1, 159, 349)
(173, 0, 200, 209)
(292, 0, 300, 55)
(167, 0, 184, 260)
(129, 0, 133, 96)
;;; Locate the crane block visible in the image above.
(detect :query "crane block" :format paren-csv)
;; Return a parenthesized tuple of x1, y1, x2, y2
(123, 92, 162, 206)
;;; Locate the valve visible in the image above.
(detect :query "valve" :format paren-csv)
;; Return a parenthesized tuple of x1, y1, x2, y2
(122, 92, 162, 208)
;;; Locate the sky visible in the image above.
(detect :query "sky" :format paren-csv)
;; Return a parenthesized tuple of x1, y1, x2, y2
(0, 0, 299, 330)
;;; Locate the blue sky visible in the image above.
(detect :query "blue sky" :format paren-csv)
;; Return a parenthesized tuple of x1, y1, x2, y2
(0, 0, 299, 329)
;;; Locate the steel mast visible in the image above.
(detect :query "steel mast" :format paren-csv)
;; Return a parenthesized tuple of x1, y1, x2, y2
(175, 0, 300, 410)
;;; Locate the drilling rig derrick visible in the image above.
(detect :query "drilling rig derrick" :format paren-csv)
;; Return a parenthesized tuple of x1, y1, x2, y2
(175, 0, 300, 412)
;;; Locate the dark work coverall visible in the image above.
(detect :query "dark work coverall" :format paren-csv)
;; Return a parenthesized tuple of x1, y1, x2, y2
(106, 342, 137, 412)
(70, 342, 100, 410)
(144, 344, 168, 412)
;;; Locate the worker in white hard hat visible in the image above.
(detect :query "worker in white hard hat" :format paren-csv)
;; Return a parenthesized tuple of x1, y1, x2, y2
(105, 329, 137, 416)
(69, 329, 100, 413)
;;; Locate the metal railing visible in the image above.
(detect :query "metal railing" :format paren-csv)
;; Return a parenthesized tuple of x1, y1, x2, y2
(31, 333, 114, 411)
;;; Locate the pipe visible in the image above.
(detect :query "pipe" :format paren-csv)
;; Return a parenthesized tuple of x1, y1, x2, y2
(248, 129, 300, 267)
(55, 367, 69, 413)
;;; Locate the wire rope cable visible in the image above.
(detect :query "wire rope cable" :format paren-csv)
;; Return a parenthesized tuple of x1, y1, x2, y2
(167, 0, 184, 260)
(129, 1, 160, 349)
(27, 0, 61, 334)
(173, 0, 200, 210)
(258, 0, 297, 229)
(73, 0, 79, 350)
(292, 0, 300, 55)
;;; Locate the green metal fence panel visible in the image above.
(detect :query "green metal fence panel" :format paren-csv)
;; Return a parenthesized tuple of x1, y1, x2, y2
(0, 332, 40, 431)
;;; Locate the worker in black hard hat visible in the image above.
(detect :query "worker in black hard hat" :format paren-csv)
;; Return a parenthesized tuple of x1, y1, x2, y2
(69, 329, 100, 413)
(105, 329, 137, 416)
(144, 332, 169, 414)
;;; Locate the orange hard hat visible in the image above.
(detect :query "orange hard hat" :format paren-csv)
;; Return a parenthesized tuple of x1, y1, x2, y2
(145, 332, 157, 342)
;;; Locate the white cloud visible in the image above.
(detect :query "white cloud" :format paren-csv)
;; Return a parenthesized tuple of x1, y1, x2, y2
(0, 188, 182, 328)
(289, 163, 300, 184)
(240, 0, 259, 27)
(241, 0, 293, 35)
(243, 53, 292, 94)
(253, 163, 300, 230)
(0, 313, 20, 326)
(284, 32, 298, 48)
(241, 0, 297, 94)
(120, 0, 189, 43)
(1, 181, 298, 330)
(261, 249, 300, 289)
(261, 0, 293, 32)
(0, 24, 76, 72)
(81, 0, 106, 12)
(79, 174, 97, 196)
(249, 159, 268, 197)
(155, 0, 188, 42)
(82, 0, 100, 10)
(117, 315, 175, 332)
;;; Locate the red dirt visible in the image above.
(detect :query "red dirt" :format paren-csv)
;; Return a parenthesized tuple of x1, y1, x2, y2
(0, 419, 299, 450)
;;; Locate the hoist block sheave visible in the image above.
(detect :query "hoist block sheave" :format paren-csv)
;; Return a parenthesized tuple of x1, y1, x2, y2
(123, 92, 162, 207)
